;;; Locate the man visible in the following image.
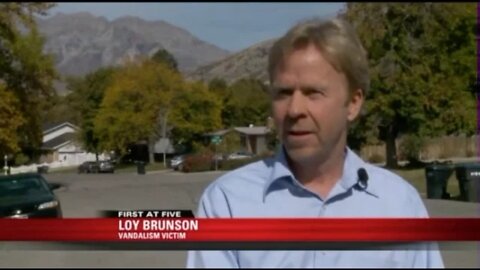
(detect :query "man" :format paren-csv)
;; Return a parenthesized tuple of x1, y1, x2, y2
(187, 17, 444, 268)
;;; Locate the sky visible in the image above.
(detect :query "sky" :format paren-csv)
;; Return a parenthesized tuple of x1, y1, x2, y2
(48, 3, 346, 52)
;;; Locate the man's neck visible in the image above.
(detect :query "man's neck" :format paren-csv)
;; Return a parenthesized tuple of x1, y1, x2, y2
(288, 146, 347, 199)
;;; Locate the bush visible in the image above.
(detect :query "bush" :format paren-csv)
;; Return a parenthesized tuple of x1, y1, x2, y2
(182, 152, 214, 173)
(221, 152, 273, 171)
(14, 153, 29, 166)
(368, 153, 385, 164)
(466, 148, 476, 157)
(399, 135, 426, 162)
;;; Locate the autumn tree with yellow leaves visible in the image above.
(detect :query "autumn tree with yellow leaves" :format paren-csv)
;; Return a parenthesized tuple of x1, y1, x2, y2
(0, 3, 57, 162)
(94, 58, 182, 163)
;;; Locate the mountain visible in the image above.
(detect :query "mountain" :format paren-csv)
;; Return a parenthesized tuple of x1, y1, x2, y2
(187, 38, 276, 85)
(36, 12, 230, 78)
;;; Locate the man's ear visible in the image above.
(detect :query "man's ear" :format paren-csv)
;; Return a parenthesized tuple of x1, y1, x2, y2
(347, 88, 364, 122)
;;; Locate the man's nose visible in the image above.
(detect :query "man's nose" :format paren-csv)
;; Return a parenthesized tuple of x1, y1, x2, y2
(287, 90, 307, 119)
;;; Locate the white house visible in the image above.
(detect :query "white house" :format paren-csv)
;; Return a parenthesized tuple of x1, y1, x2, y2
(40, 122, 106, 166)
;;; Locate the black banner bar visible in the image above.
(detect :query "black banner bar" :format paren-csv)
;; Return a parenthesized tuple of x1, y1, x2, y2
(99, 210, 195, 218)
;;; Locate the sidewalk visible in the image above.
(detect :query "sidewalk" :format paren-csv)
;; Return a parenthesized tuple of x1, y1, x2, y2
(424, 198, 479, 268)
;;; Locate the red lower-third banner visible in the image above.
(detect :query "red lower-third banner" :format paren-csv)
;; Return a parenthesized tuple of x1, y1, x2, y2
(0, 218, 479, 241)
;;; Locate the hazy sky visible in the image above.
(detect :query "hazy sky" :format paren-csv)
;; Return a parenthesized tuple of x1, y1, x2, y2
(48, 3, 346, 52)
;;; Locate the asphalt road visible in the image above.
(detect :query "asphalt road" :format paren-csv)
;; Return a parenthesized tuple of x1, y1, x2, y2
(0, 170, 479, 268)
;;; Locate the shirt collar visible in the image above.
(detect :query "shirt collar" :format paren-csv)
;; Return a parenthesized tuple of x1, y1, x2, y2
(340, 148, 378, 197)
(263, 146, 378, 201)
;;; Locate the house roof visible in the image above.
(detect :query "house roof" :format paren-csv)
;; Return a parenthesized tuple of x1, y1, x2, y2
(42, 132, 76, 150)
(204, 126, 271, 137)
(234, 126, 270, 135)
(42, 121, 79, 135)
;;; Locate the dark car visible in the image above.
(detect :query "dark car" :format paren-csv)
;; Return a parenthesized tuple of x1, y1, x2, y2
(0, 173, 62, 218)
(78, 161, 99, 173)
(78, 160, 115, 173)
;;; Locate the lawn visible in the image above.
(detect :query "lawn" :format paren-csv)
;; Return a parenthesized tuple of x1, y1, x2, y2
(391, 167, 460, 198)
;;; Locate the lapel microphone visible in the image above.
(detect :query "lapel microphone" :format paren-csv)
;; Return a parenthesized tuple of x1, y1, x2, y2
(357, 168, 369, 190)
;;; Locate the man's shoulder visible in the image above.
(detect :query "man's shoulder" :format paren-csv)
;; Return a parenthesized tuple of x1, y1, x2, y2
(362, 163, 428, 216)
(205, 158, 274, 194)
(364, 163, 422, 200)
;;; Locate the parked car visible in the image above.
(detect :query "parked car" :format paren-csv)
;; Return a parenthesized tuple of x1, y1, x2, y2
(0, 173, 62, 218)
(78, 160, 115, 174)
(78, 161, 99, 174)
(170, 155, 186, 171)
(227, 151, 254, 160)
(98, 160, 115, 173)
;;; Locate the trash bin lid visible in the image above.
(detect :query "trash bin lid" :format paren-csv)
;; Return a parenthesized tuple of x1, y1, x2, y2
(455, 162, 480, 169)
(426, 162, 454, 170)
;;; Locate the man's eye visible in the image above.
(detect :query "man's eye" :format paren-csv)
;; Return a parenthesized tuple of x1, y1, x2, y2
(304, 88, 325, 97)
(273, 88, 292, 98)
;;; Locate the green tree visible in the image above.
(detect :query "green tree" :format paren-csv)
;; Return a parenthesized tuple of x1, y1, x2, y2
(208, 77, 229, 100)
(222, 78, 271, 128)
(39, 93, 79, 126)
(217, 132, 241, 157)
(67, 67, 116, 161)
(151, 48, 178, 72)
(343, 3, 476, 168)
(0, 84, 26, 155)
(169, 81, 223, 152)
(0, 3, 57, 160)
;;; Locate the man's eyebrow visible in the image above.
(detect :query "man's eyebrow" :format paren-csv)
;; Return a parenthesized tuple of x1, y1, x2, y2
(271, 83, 293, 89)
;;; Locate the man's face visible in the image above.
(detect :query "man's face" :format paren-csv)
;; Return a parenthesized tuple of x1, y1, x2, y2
(271, 44, 363, 165)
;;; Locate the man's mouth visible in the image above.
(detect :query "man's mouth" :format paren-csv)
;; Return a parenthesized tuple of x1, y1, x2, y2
(288, 131, 312, 136)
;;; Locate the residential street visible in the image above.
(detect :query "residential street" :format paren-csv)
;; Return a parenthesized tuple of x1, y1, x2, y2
(0, 170, 478, 268)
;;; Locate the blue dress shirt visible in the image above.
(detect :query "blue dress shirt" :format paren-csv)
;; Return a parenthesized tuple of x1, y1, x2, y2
(186, 147, 444, 268)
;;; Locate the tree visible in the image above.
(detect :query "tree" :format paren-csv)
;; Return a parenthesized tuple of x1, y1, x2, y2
(94, 58, 183, 162)
(67, 67, 116, 161)
(0, 83, 25, 155)
(343, 3, 476, 168)
(208, 77, 228, 100)
(217, 132, 241, 157)
(0, 3, 57, 159)
(222, 78, 271, 128)
(169, 81, 223, 152)
(151, 48, 178, 72)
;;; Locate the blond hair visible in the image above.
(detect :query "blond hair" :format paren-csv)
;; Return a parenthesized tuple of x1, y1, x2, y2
(268, 17, 370, 96)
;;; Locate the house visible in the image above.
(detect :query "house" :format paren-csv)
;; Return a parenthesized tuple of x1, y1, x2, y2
(233, 126, 271, 155)
(205, 125, 272, 155)
(40, 122, 104, 165)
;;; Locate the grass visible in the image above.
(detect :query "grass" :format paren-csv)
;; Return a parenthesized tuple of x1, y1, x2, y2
(115, 162, 167, 173)
(391, 167, 460, 199)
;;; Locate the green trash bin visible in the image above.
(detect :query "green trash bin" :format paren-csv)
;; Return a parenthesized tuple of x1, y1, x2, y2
(455, 163, 480, 202)
(425, 161, 454, 199)
(136, 161, 146, 175)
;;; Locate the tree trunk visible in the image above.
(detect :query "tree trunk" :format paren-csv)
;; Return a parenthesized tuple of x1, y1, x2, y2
(148, 137, 155, 164)
(163, 152, 166, 168)
(95, 152, 99, 162)
(385, 125, 398, 168)
(161, 113, 168, 168)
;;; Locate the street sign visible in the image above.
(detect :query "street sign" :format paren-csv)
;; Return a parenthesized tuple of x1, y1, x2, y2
(211, 135, 222, 145)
